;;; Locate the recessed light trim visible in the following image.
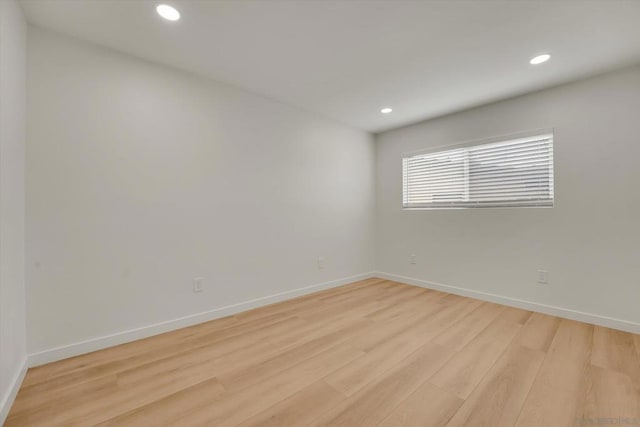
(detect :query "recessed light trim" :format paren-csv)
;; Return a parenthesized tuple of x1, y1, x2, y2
(157, 4, 180, 21)
(530, 54, 551, 65)
(380, 107, 393, 114)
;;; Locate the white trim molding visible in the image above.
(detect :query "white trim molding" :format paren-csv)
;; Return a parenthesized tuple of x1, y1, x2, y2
(28, 272, 376, 367)
(0, 357, 28, 425)
(376, 271, 640, 335)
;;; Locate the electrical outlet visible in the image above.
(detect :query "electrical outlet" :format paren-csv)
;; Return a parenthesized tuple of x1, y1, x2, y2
(317, 257, 325, 269)
(410, 254, 417, 264)
(193, 277, 204, 293)
(537, 270, 548, 284)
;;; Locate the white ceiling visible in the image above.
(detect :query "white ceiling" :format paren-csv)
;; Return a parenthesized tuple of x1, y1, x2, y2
(20, 0, 640, 133)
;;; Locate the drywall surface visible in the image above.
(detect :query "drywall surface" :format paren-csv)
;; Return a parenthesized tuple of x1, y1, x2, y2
(0, 0, 27, 421)
(376, 65, 640, 327)
(26, 28, 375, 356)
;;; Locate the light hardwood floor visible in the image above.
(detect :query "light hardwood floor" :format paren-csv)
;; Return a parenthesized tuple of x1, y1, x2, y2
(6, 278, 640, 426)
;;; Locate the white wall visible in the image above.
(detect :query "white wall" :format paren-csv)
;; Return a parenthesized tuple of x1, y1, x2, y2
(0, 0, 27, 422)
(376, 65, 640, 330)
(26, 28, 375, 359)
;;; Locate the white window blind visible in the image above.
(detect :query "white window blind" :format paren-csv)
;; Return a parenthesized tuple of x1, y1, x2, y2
(402, 133, 554, 209)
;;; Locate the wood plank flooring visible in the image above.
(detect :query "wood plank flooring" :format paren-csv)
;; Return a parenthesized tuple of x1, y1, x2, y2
(6, 278, 640, 426)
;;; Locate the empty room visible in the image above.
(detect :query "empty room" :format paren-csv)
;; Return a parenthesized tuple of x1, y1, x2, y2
(1, 0, 640, 425)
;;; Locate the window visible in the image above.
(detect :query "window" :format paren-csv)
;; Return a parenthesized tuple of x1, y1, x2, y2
(402, 132, 554, 209)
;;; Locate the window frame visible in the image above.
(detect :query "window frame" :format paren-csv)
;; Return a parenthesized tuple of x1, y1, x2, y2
(402, 129, 555, 210)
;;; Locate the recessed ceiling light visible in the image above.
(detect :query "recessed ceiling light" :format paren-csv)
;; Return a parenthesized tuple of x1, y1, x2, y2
(530, 54, 551, 65)
(380, 107, 393, 114)
(157, 4, 180, 21)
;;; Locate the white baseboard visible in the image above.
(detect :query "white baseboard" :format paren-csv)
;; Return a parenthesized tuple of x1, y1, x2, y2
(376, 271, 640, 335)
(28, 272, 376, 367)
(0, 356, 28, 425)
